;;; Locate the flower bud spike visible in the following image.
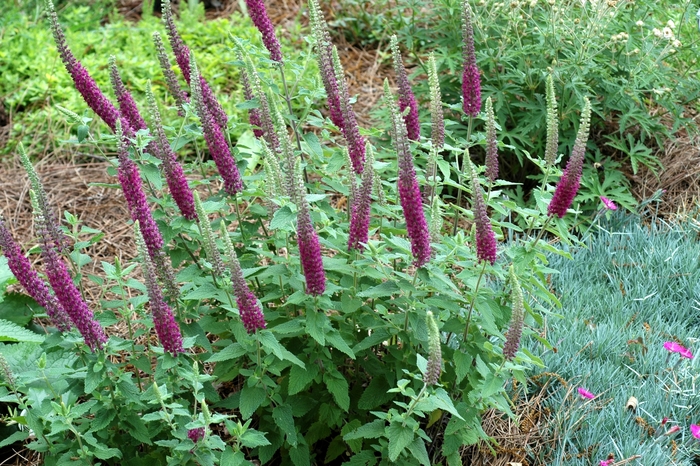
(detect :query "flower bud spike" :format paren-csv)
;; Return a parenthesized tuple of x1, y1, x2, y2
(547, 97, 591, 218)
(390, 35, 420, 141)
(424, 311, 442, 385)
(464, 154, 497, 265)
(109, 56, 147, 132)
(428, 53, 445, 150)
(545, 74, 559, 166)
(152, 31, 189, 116)
(348, 143, 375, 251)
(332, 46, 365, 174)
(193, 191, 225, 276)
(461, 0, 481, 117)
(503, 265, 524, 361)
(484, 97, 498, 183)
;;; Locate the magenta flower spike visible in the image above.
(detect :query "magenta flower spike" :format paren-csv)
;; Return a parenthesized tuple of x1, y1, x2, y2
(600, 196, 617, 211)
(577, 387, 595, 400)
(0, 218, 72, 332)
(548, 98, 591, 218)
(464, 154, 497, 265)
(308, 0, 345, 130)
(239, 60, 264, 138)
(109, 56, 147, 132)
(189, 55, 244, 196)
(691, 424, 700, 439)
(297, 205, 326, 296)
(188, 427, 205, 443)
(348, 144, 375, 251)
(331, 46, 366, 174)
(134, 222, 184, 356)
(244, 0, 283, 63)
(383, 79, 431, 267)
(145, 82, 197, 220)
(46, 0, 132, 137)
(30, 191, 107, 351)
(153, 31, 189, 116)
(461, 0, 481, 117)
(390, 36, 420, 141)
(162, 0, 228, 129)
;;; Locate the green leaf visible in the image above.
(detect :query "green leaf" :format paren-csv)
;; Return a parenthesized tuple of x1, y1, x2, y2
(272, 404, 296, 446)
(358, 281, 399, 299)
(239, 429, 271, 449)
(0, 430, 29, 448)
(386, 422, 414, 462)
(305, 310, 326, 345)
(341, 449, 377, 466)
(0, 319, 44, 343)
(343, 419, 385, 441)
(288, 362, 319, 396)
(406, 437, 430, 466)
(326, 331, 355, 359)
(126, 412, 152, 444)
(269, 205, 296, 230)
(303, 132, 323, 159)
(206, 343, 247, 363)
(324, 371, 350, 412)
(0, 293, 36, 327)
(453, 350, 472, 385)
(257, 330, 304, 368)
(289, 442, 310, 466)
(431, 388, 465, 421)
(353, 329, 390, 353)
(239, 384, 266, 420)
(358, 377, 393, 410)
(221, 448, 255, 465)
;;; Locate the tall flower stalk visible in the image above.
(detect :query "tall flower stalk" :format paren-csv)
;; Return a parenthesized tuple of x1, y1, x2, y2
(331, 47, 365, 174)
(0, 217, 72, 331)
(30, 191, 107, 351)
(461, 0, 481, 118)
(162, 0, 228, 129)
(384, 79, 431, 267)
(193, 191, 225, 277)
(390, 35, 420, 141)
(153, 31, 189, 116)
(134, 222, 184, 356)
(145, 81, 197, 220)
(244, 0, 283, 63)
(424, 311, 442, 385)
(109, 56, 147, 132)
(220, 222, 266, 333)
(189, 55, 244, 196)
(484, 97, 498, 186)
(348, 143, 375, 251)
(544, 74, 559, 168)
(425, 54, 444, 205)
(547, 97, 591, 219)
(465, 154, 497, 265)
(503, 265, 525, 361)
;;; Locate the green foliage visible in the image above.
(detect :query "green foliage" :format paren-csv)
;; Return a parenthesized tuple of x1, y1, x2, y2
(530, 215, 700, 465)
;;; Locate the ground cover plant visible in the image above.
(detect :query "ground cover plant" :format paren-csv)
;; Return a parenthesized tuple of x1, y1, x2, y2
(0, 0, 696, 465)
(523, 214, 700, 465)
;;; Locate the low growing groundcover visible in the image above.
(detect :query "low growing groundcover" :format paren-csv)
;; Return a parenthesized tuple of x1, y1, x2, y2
(527, 214, 700, 465)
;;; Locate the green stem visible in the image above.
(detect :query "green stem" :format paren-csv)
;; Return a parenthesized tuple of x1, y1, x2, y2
(403, 383, 428, 427)
(452, 117, 473, 235)
(462, 261, 487, 344)
(277, 63, 308, 185)
(530, 215, 554, 251)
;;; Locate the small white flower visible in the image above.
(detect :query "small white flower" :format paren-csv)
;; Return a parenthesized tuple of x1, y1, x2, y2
(672, 39, 682, 48)
(662, 27, 674, 39)
(636, 20, 644, 27)
(667, 19, 676, 29)
(653, 28, 663, 37)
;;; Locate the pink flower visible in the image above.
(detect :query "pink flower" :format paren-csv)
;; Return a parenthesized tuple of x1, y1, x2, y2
(664, 425, 681, 435)
(599, 460, 614, 466)
(578, 387, 595, 400)
(691, 424, 700, 439)
(600, 196, 617, 210)
(664, 341, 692, 358)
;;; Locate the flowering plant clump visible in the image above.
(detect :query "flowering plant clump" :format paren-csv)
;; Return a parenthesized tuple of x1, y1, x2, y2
(0, 1, 614, 464)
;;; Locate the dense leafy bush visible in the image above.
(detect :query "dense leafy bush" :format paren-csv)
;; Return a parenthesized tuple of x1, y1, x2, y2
(0, 0, 621, 464)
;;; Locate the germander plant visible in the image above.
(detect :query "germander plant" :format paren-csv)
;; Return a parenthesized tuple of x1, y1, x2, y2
(0, 0, 596, 464)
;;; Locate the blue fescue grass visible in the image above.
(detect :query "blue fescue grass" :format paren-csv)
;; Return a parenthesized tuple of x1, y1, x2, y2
(530, 214, 700, 465)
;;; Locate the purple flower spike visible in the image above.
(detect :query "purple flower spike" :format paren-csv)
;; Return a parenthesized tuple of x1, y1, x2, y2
(384, 80, 431, 267)
(465, 155, 497, 265)
(548, 98, 591, 218)
(309, 0, 345, 130)
(239, 63, 264, 138)
(146, 83, 197, 220)
(134, 222, 183, 356)
(30, 192, 106, 351)
(348, 144, 375, 251)
(245, 0, 283, 63)
(391, 36, 420, 141)
(47, 1, 132, 137)
(188, 427, 205, 443)
(162, 0, 228, 129)
(153, 32, 189, 116)
(190, 58, 244, 196)
(331, 47, 365, 174)
(0, 218, 72, 332)
(109, 57, 147, 132)
(461, 1, 481, 117)
(297, 206, 326, 296)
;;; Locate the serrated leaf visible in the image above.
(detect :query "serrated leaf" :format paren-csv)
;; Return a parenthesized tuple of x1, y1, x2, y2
(126, 412, 152, 444)
(269, 205, 296, 230)
(0, 430, 29, 448)
(272, 404, 296, 446)
(289, 442, 310, 466)
(88, 408, 116, 432)
(386, 422, 414, 462)
(239, 429, 271, 449)
(257, 330, 304, 368)
(324, 372, 350, 412)
(358, 377, 393, 410)
(239, 384, 266, 420)
(407, 437, 430, 466)
(453, 350, 472, 385)
(343, 419, 385, 441)
(206, 343, 247, 363)
(357, 281, 399, 299)
(0, 319, 44, 343)
(326, 331, 355, 359)
(305, 310, 326, 345)
(0, 293, 36, 327)
(288, 362, 318, 396)
(341, 449, 377, 466)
